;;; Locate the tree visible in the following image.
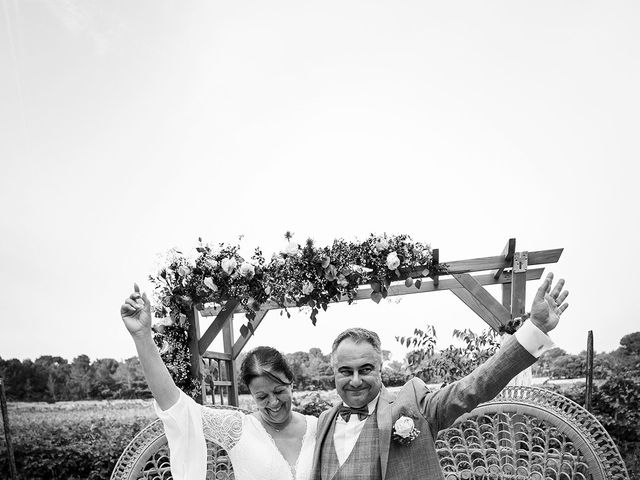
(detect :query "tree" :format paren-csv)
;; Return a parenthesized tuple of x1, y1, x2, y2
(35, 356, 69, 402)
(397, 325, 499, 386)
(91, 358, 119, 399)
(619, 332, 640, 357)
(67, 355, 94, 400)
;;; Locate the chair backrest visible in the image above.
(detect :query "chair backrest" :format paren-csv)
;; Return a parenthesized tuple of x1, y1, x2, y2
(111, 387, 630, 480)
(436, 386, 630, 480)
(110, 404, 249, 480)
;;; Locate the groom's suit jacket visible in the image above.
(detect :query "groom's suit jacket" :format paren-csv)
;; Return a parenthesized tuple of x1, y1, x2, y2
(311, 334, 537, 480)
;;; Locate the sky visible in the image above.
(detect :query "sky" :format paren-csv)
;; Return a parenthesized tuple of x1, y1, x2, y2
(1, 1, 639, 365)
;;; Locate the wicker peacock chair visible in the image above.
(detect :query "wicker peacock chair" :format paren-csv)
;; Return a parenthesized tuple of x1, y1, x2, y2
(111, 386, 630, 480)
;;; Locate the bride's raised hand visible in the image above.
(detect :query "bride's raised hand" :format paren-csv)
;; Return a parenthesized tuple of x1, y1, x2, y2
(120, 283, 152, 338)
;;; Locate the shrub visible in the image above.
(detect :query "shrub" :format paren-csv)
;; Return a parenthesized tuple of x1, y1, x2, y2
(0, 400, 155, 479)
(292, 391, 335, 417)
(552, 375, 640, 479)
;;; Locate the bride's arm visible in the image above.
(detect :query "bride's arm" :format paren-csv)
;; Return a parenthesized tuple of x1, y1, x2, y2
(120, 283, 179, 410)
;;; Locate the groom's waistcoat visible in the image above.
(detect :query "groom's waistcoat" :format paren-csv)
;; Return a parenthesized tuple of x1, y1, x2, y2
(320, 410, 382, 480)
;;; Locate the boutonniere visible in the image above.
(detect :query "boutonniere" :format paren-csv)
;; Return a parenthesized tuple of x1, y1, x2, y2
(392, 415, 420, 446)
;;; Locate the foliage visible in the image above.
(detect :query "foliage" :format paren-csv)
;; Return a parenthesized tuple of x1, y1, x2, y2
(0, 355, 150, 402)
(149, 233, 446, 398)
(292, 391, 335, 417)
(553, 375, 640, 479)
(397, 324, 500, 386)
(0, 400, 155, 479)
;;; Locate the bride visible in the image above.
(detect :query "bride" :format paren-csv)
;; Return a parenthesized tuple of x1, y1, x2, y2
(120, 284, 317, 480)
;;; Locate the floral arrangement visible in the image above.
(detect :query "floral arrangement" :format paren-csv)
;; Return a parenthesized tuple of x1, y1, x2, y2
(392, 415, 421, 446)
(149, 233, 447, 397)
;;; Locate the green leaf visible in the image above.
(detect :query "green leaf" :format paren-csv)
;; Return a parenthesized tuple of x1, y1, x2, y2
(240, 325, 249, 338)
(371, 281, 381, 292)
(405, 277, 413, 287)
(371, 291, 383, 304)
(415, 279, 422, 289)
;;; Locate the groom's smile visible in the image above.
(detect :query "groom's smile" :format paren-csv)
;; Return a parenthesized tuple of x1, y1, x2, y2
(332, 338, 383, 408)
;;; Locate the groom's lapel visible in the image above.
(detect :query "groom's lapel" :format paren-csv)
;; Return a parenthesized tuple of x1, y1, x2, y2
(377, 387, 394, 480)
(312, 402, 341, 479)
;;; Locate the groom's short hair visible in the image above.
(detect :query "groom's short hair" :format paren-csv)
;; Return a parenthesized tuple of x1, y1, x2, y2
(331, 328, 382, 365)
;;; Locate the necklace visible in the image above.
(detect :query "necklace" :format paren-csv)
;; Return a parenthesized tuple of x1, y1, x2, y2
(259, 412, 293, 432)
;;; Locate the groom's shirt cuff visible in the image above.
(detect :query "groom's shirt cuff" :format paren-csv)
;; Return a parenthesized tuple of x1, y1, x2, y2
(513, 321, 555, 358)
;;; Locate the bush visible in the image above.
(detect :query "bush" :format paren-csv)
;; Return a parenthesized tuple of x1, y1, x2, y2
(292, 391, 335, 417)
(553, 375, 640, 479)
(0, 400, 155, 479)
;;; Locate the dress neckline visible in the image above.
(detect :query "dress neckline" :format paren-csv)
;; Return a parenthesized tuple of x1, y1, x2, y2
(248, 413, 310, 479)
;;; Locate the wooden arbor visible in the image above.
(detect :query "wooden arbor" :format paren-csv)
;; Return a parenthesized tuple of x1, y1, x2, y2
(185, 239, 562, 406)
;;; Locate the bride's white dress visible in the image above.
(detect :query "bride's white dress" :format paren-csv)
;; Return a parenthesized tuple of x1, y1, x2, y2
(155, 390, 318, 480)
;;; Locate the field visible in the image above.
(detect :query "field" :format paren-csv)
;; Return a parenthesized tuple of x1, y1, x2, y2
(0, 380, 619, 479)
(1, 399, 157, 479)
(0, 390, 338, 479)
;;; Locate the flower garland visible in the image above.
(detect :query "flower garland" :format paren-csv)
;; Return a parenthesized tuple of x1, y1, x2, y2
(149, 233, 447, 397)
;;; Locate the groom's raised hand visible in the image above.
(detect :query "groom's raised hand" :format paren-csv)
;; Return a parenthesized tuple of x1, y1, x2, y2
(529, 273, 568, 334)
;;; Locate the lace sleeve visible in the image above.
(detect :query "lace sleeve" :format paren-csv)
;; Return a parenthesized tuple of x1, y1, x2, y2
(199, 406, 245, 451)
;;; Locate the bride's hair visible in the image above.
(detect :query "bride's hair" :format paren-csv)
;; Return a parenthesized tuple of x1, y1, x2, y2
(240, 346, 294, 388)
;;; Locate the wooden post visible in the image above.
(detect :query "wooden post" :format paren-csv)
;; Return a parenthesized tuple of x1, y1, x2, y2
(223, 315, 239, 406)
(586, 330, 594, 412)
(509, 250, 531, 387)
(432, 249, 439, 287)
(0, 377, 19, 480)
(186, 308, 205, 404)
(510, 251, 528, 318)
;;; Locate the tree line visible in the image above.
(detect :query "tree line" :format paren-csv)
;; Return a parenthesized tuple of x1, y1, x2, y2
(2, 331, 638, 402)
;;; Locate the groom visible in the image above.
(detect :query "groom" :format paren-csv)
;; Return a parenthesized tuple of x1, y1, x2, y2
(311, 273, 568, 480)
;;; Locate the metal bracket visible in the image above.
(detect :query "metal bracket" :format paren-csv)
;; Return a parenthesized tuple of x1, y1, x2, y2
(513, 251, 528, 273)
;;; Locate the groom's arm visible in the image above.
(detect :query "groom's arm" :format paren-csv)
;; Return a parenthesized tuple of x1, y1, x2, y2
(415, 272, 568, 435)
(414, 322, 551, 435)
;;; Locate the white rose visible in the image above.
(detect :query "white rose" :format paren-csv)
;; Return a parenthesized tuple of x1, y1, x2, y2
(156, 317, 175, 327)
(386, 251, 401, 270)
(393, 416, 414, 438)
(337, 274, 349, 287)
(375, 238, 389, 251)
(284, 241, 299, 255)
(203, 277, 218, 292)
(239, 261, 255, 279)
(221, 257, 237, 274)
(302, 281, 314, 295)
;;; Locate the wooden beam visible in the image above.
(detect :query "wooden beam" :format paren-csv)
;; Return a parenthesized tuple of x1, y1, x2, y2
(501, 283, 512, 311)
(586, 330, 594, 411)
(232, 310, 268, 359)
(402, 247, 561, 279)
(185, 308, 205, 404)
(201, 269, 546, 316)
(492, 238, 516, 280)
(223, 316, 239, 406)
(432, 249, 439, 287)
(450, 288, 502, 331)
(451, 273, 512, 326)
(198, 299, 239, 355)
(0, 377, 18, 480)
(203, 351, 232, 361)
(511, 252, 528, 318)
(439, 248, 562, 275)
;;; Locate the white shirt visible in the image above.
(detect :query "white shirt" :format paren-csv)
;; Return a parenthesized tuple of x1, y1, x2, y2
(332, 321, 554, 464)
(333, 393, 380, 465)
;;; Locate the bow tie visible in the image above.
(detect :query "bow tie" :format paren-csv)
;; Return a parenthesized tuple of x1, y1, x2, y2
(338, 405, 369, 422)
